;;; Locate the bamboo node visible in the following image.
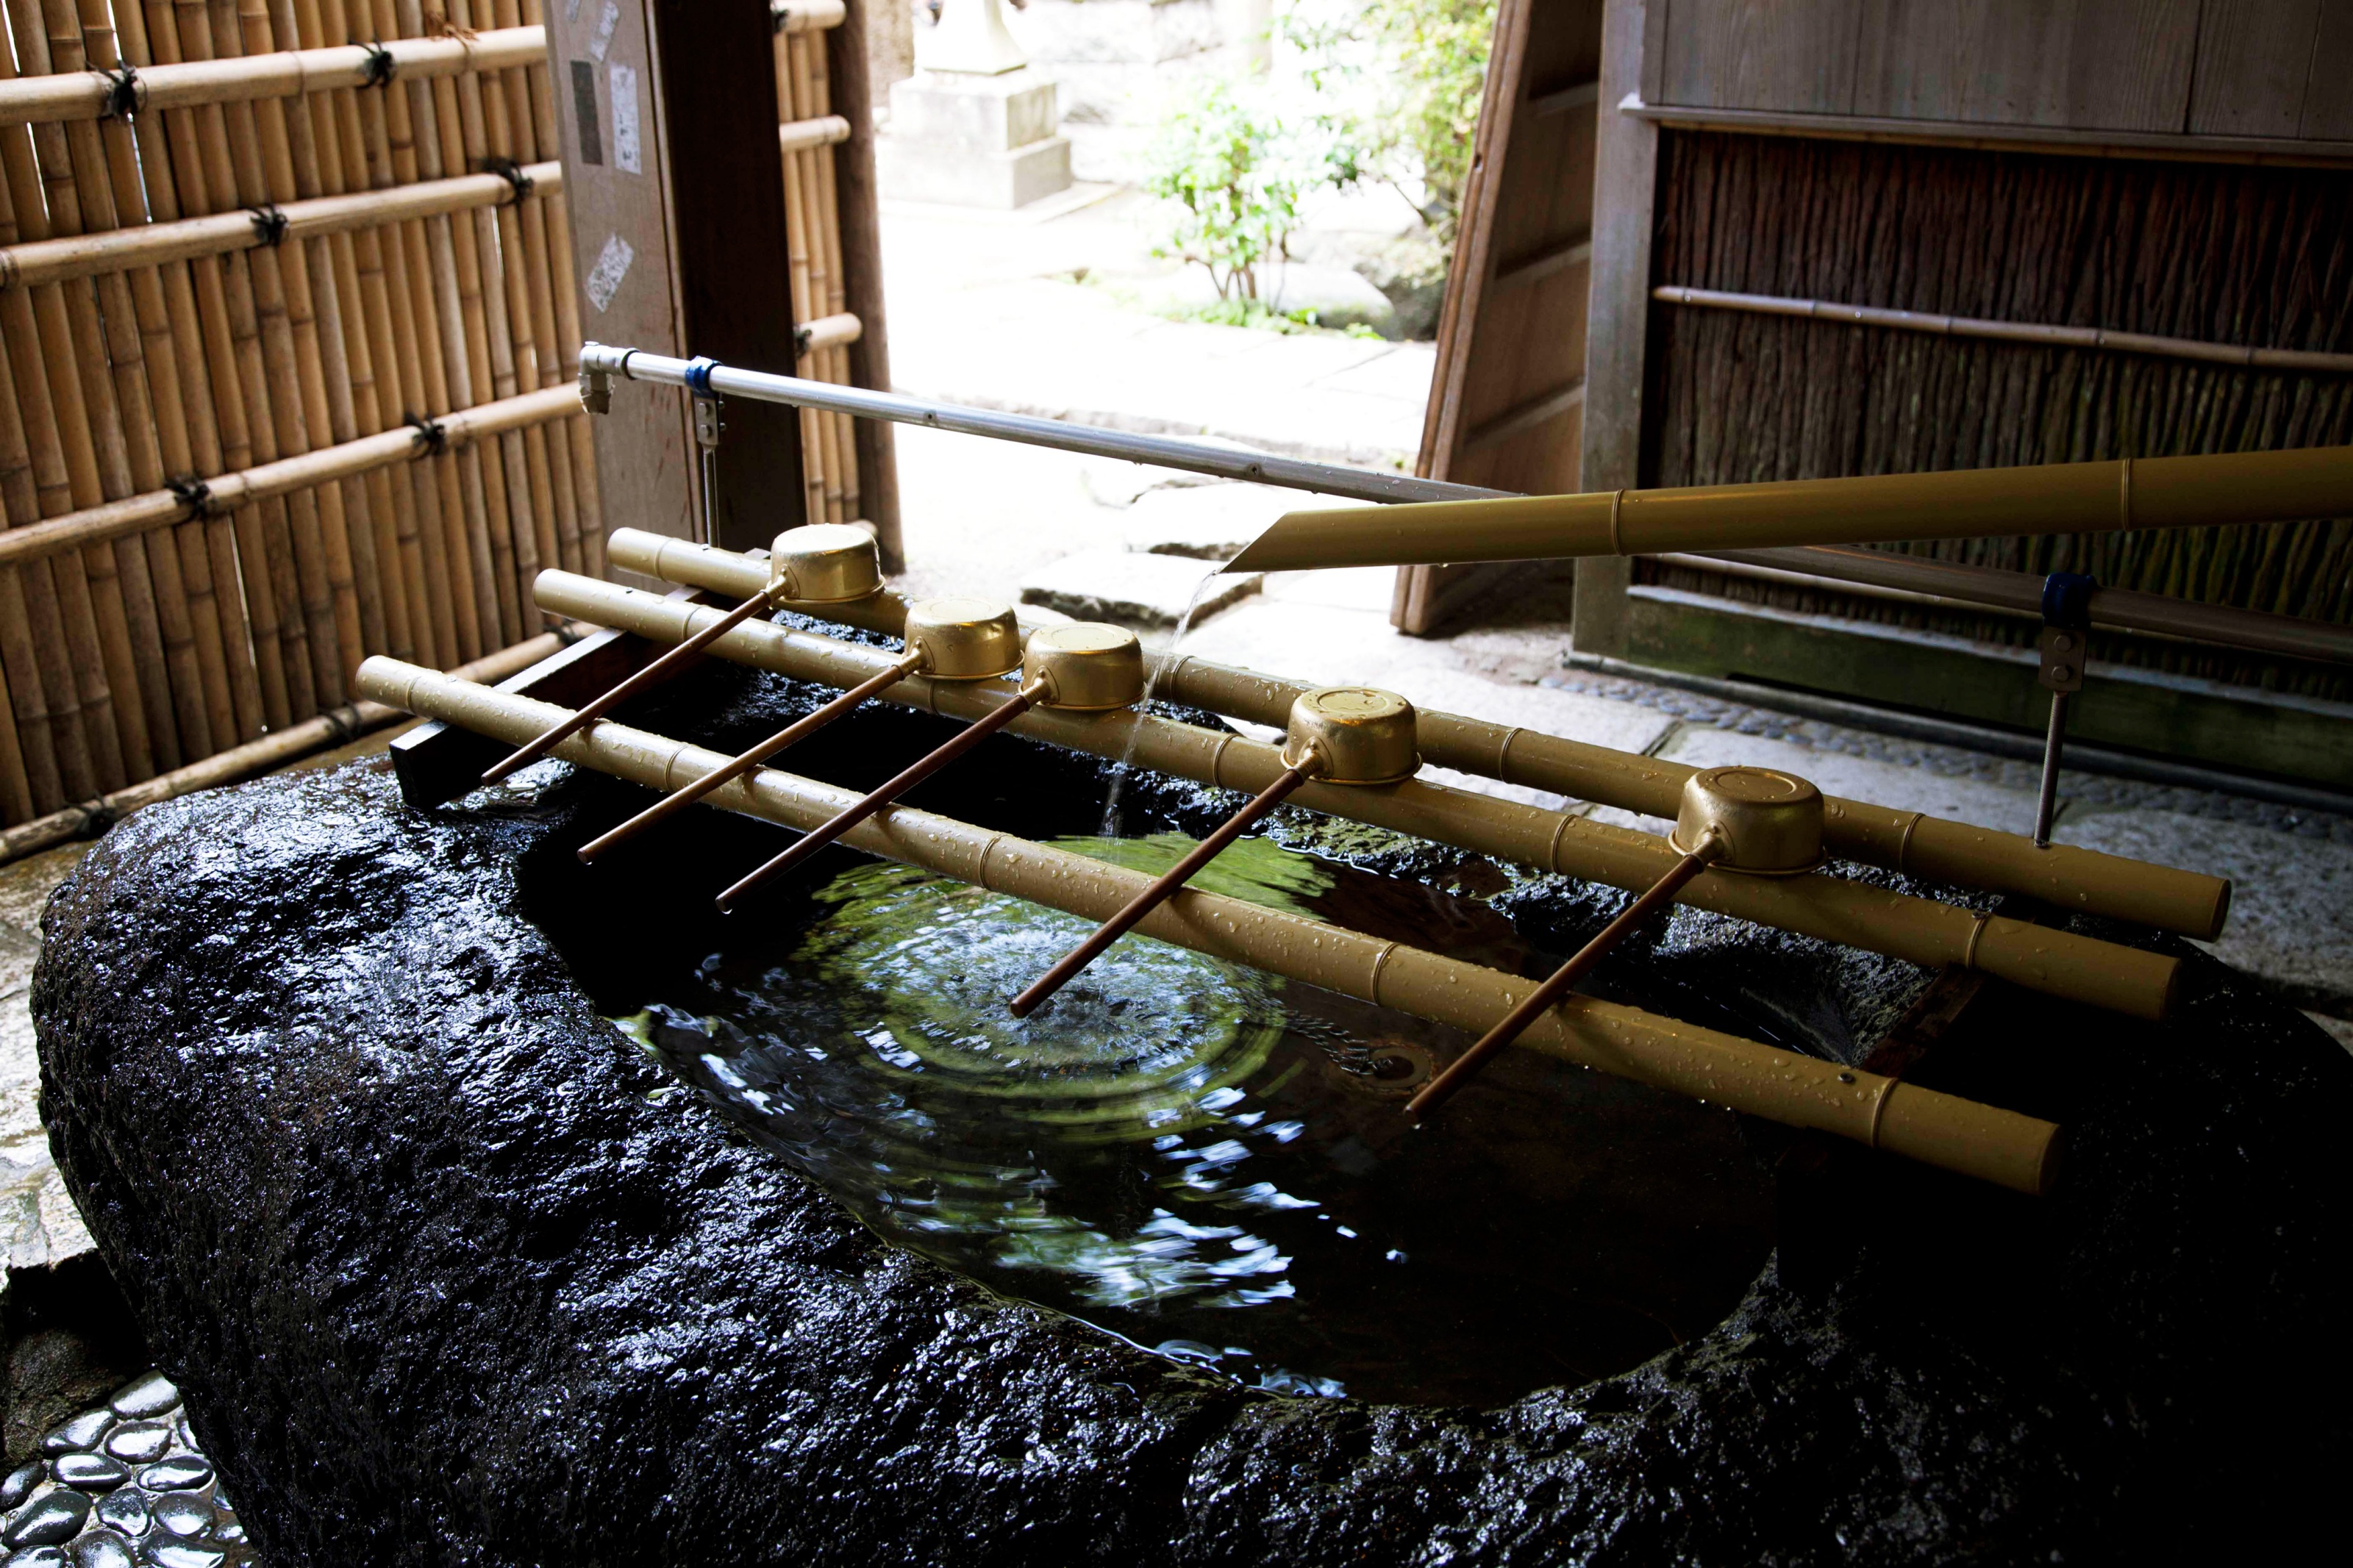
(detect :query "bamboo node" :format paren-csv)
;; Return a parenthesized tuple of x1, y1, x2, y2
(99, 65, 142, 121)
(247, 204, 290, 247)
(406, 415, 451, 458)
(482, 157, 535, 206)
(165, 476, 217, 522)
(354, 40, 398, 90)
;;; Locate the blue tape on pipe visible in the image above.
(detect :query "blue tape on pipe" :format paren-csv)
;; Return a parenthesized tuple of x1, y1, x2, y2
(2041, 570, 2098, 630)
(684, 356, 720, 397)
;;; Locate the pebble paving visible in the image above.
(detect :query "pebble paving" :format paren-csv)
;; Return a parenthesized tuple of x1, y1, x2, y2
(1, 1375, 251, 1568)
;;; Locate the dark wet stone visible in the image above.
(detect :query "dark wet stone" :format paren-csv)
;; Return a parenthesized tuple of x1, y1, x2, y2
(146, 1494, 209, 1540)
(45, 1456, 121, 1494)
(68, 1533, 135, 1568)
(141, 1547, 221, 1568)
(1, 1490, 88, 1549)
(4, 1547, 66, 1568)
(35, 1413, 107, 1458)
(0, 1470, 38, 1515)
(91, 1491, 144, 1539)
(130, 1461, 207, 1498)
(28, 669, 2353, 1563)
(95, 1426, 166, 1467)
(101, 1377, 175, 1423)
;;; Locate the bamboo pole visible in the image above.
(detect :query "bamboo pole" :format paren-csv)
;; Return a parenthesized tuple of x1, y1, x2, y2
(0, 384, 583, 565)
(488, 0, 565, 595)
(604, 529, 2235, 942)
(771, 18, 827, 526)
(357, 654, 2063, 1198)
(0, 24, 546, 123)
(0, 638, 26, 823)
(0, 314, 71, 814)
(533, 570, 2184, 1022)
(518, 0, 599, 578)
(799, 29, 858, 520)
(497, 0, 575, 581)
(1229, 445, 2353, 572)
(0, 624, 578, 861)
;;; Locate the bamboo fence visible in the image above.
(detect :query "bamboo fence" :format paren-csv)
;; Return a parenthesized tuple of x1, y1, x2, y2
(0, 0, 603, 831)
(773, 0, 861, 528)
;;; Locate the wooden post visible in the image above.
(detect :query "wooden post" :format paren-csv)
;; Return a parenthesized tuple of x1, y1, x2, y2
(546, 0, 805, 556)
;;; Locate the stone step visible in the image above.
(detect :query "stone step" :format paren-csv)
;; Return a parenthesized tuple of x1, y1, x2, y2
(1018, 548, 1259, 630)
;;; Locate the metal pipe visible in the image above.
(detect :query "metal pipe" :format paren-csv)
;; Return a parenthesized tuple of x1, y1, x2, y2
(578, 344, 1509, 508)
(534, 570, 2185, 1020)
(352, 656, 2063, 1195)
(1224, 446, 2353, 571)
(601, 531, 2235, 939)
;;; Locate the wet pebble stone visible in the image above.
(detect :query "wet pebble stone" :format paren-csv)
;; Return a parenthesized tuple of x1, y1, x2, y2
(133, 1459, 210, 1496)
(46, 1457, 124, 1495)
(104, 1377, 177, 1423)
(97, 1426, 169, 1467)
(38, 1413, 110, 1458)
(1, 1490, 89, 1549)
(146, 1494, 210, 1539)
(68, 1535, 134, 1568)
(3, 1547, 65, 1568)
(91, 1492, 146, 1539)
(142, 1546, 222, 1568)
(0, 1469, 40, 1514)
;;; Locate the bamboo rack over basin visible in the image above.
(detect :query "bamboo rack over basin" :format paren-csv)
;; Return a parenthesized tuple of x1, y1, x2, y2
(354, 656, 2063, 1196)
(604, 530, 2232, 940)
(534, 570, 2183, 1021)
(1222, 445, 2353, 572)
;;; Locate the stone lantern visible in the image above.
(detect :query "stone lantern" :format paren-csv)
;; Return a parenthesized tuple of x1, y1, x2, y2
(877, 0, 1074, 209)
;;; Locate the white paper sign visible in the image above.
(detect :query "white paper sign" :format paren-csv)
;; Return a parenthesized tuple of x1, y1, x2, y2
(565, 0, 582, 18)
(584, 233, 635, 314)
(610, 62, 642, 174)
(588, 0, 621, 62)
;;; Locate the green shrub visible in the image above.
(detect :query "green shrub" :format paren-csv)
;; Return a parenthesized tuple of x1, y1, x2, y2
(1141, 77, 1309, 302)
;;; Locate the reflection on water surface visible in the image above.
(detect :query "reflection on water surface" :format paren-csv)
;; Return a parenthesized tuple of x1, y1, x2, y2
(606, 832, 1778, 1407)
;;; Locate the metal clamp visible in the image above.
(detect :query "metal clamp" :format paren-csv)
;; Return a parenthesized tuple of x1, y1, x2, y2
(685, 356, 723, 546)
(2032, 570, 2097, 848)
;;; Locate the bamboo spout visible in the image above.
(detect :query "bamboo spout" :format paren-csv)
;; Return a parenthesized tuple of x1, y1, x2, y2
(353, 656, 2064, 1195)
(1224, 445, 2353, 572)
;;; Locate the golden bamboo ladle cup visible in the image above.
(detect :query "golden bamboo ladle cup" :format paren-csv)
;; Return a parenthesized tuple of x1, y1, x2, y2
(713, 612, 1143, 912)
(1408, 765, 1827, 1120)
(482, 523, 880, 787)
(1010, 686, 1421, 1018)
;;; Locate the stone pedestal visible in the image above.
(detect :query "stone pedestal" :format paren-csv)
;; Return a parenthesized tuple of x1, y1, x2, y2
(879, 66, 1074, 209)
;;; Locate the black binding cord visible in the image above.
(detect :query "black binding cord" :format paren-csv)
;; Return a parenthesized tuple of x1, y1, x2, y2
(99, 65, 140, 121)
(482, 156, 533, 205)
(405, 413, 449, 457)
(246, 204, 289, 246)
(164, 475, 213, 521)
(356, 39, 396, 89)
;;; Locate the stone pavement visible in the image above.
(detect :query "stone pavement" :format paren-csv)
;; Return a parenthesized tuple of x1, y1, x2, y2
(1, 843, 95, 1272)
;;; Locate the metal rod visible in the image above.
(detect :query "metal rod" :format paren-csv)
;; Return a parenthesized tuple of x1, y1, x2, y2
(577, 649, 925, 863)
(715, 677, 1049, 910)
(1408, 843, 1721, 1120)
(479, 590, 772, 785)
(1008, 761, 1316, 1017)
(2034, 692, 2070, 849)
(579, 344, 1510, 507)
(354, 655, 2065, 1195)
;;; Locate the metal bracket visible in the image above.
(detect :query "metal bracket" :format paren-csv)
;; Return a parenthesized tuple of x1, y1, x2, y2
(684, 355, 724, 546)
(579, 362, 611, 415)
(2032, 571, 2097, 848)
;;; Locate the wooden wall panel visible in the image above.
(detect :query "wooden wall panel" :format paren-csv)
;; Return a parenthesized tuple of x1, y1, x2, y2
(1853, 1, 2199, 132)
(2190, 0, 2325, 137)
(1656, 0, 1860, 114)
(2307, 6, 2353, 140)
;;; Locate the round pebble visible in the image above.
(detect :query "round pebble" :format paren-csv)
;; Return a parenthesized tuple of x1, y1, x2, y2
(38, 1413, 110, 1457)
(147, 1494, 210, 1539)
(46, 1456, 123, 1494)
(0, 1467, 40, 1513)
(104, 1375, 178, 1422)
(1, 1490, 88, 1549)
(3, 1547, 66, 1568)
(98, 1425, 170, 1467)
(92, 1492, 146, 1539)
(134, 1458, 210, 1496)
(143, 1547, 223, 1568)
(68, 1535, 135, 1568)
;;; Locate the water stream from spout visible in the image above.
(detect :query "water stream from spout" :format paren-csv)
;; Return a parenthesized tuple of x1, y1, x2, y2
(1097, 561, 1232, 836)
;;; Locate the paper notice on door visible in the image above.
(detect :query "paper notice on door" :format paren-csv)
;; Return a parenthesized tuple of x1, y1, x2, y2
(585, 233, 635, 314)
(610, 62, 642, 174)
(588, 0, 621, 62)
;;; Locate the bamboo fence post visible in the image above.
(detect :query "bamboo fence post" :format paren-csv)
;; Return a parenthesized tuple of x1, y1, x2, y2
(0, 630, 26, 823)
(798, 30, 857, 521)
(515, 0, 600, 578)
(771, 22, 828, 526)
(68, 0, 230, 764)
(0, 10, 131, 791)
(500, 0, 579, 580)
(0, 317, 71, 812)
(138, 0, 282, 738)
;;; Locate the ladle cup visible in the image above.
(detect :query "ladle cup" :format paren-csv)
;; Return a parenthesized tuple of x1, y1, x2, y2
(1009, 687, 1419, 1017)
(1408, 765, 1825, 1119)
(713, 615, 1142, 912)
(482, 524, 881, 787)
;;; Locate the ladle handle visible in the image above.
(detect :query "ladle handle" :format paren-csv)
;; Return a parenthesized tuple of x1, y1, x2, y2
(715, 680, 1045, 912)
(1008, 762, 1315, 1018)
(1407, 842, 1719, 1120)
(480, 588, 773, 786)
(577, 650, 925, 864)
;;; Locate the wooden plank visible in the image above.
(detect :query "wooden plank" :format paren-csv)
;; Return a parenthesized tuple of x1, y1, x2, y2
(2307, 4, 2353, 141)
(1656, 0, 1860, 115)
(826, 1, 904, 573)
(388, 623, 649, 808)
(1852, 1, 2202, 134)
(2190, 0, 2324, 138)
